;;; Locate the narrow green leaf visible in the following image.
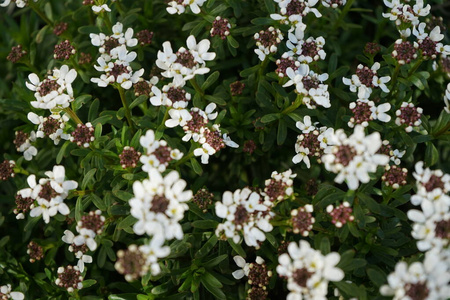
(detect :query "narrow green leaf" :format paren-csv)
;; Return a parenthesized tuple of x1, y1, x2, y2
(277, 120, 287, 145)
(201, 71, 220, 90)
(190, 157, 203, 175)
(82, 168, 97, 190)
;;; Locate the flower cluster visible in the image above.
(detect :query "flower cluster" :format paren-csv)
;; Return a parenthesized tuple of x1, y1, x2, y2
(55, 265, 83, 292)
(232, 256, 272, 299)
(261, 169, 296, 203)
(0, 159, 15, 181)
(16, 166, 78, 223)
(27, 112, 70, 145)
(327, 202, 355, 228)
(0, 0, 36, 8)
(291, 205, 315, 236)
(277, 240, 344, 299)
(215, 188, 273, 248)
(292, 115, 333, 168)
(62, 210, 105, 272)
(395, 102, 423, 132)
(139, 130, 183, 172)
(322, 125, 389, 190)
(166, 0, 206, 15)
(0, 284, 24, 300)
(254, 26, 283, 61)
(90, 22, 143, 89)
(270, 0, 321, 30)
(26, 65, 77, 112)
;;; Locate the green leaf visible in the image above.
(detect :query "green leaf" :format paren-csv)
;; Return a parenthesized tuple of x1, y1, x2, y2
(227, 239, 246, 257)
(227, 35, 239, 48)
(424, 142, 438, 167)
(191, 220, 219, 229)
(195, 235, 218, 258)
(78, 26, 100, 34)
(75, 196, 83, 223)
(117, 215, 137, 230)
(204, 95, 226, 106)
(92, 115, 113, 126)
(201, 71, 220, 90)
(203, 254, 228, 268)
(251, 17, 275, 25)
(89, 99, 100, 122)
(82, 168, 97, 190)
(201, 272, 223, 288)
(56, 141, 71, 164)
(113, 190, 134, 201)
(90, 194, 107, 211)
(277, 120, 287, 145)
(367, 268, 386, 287)
(201, 274, 225, 299)
(82, 279, 97, 288)
(190, 157, 203, 176)
(240, 65, 260, 77)
(261, 113, 280, 123)
(319, 236, 330, 255)
(129, 95, 148, 109)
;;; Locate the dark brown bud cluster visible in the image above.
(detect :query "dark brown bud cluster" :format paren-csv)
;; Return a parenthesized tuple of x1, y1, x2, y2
(7, 45, 27, 63)
(119, 146, 141, 169)
(0, 160, 15, 181)
(53, 22, 68, 36)
(134, 80, 152, 97)
(305, 179, 318, 196)
(210, 16, 231, 40)
(14, 194, 35, 216)
(243, 140, 256, 154)
(364, 42, 381, 55)
(356, 65, 376, 87)
(137, 29, 154, 46)
(392, 40, 417, 64)
(78, 52, 92, 65)
(70, 123, 94, 148)
(27, 241, 44, 263)
(54, 40, 76, 60)
(418, 37, 438, 59)
(276, 57, 299, 77)
(13, 131, 29, 150)
(55, 265, 83, 292)
(115, 245, 148, 282)
(327, 202, 354, 228)
(230, 81, 245, 96)
(291, 206, 315, 236)
(192, 188, 214, 212)
(382, 165, 408, 189)
(78, 210, 105, 234)
(175, 50, 196, 69)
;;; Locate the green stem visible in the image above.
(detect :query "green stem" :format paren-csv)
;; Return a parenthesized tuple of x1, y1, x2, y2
(29, 2, 53, 26)
(282, 94, 303, 114)
(118, 86, 135, 133)
(258, 57, 269, 81)
(387, 63, 400, 99)
(407, 58, 424, 77)
(173, 151, 195, 167)
(13, 167, 29, 176)
(190, 79, 204, 98)
(63, 107, 83, 125)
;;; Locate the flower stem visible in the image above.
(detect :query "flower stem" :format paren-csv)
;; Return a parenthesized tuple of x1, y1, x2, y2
(407, 58, 423, 77)
(118, 86, 135, 133)
(387, 63, 400, 99)
(63, 107, 83, 125)
(13, 167, 29, 176)
(282, 94, 303, 114)
(173, 151, 195, 167)
(332, 0, 355, 32)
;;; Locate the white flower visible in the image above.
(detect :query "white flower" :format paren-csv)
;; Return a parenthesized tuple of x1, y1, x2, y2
(194, 143, 216, 164)
(139, 237, 171, 276)
(292, 145, 310, 168)
(231, 256, 250, 279)
(0, 285, 24, 300)
(296, 115, 315, 133)
(372, 103, 391, 122)
(183, 0, 206, 14)
(277, 240, 344, 299)
(92, 4, 111, 13)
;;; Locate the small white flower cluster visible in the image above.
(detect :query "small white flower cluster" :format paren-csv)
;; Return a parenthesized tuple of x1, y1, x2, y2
(26, 65, 77, 112)
(347, 88, 391, 128)
(92, 0, 116, 13)
(382, 162, 450, 298)
(156, 35, 215, 87)
(270, 0, 321, 31)
(61, 210, 105, 272)
(215, 188, 273, 248)
(284, 65, 331, 109)
(261, 169, 296, 204)
(322, 125, 389, 190)
(0, 0, 36, 8)
(17, 165, 78, 222)
(407, 161, 450, 252)
(130, 168, 192, 241)
(90, 22, 143, 89)
(139, 129, 183, 172)
(380, 248, 450, 299)
(395, 102, 423, 132)
(0, 284, 24, 300)
(253, 26, 284, 61)
(166, 0, 206, 15)
(445, 82, 450, 114)
(321, 0, 346, 8)
(382, 0, 430, 27)
(14, 130, 38, 161)
(412, 23, 449, 57)
(27, 112, 70, 145)
(292, 115, 334, 168)
(277, 240, 344, 300)
(285, 29, 326, 64)
(343, 62, 391, 96)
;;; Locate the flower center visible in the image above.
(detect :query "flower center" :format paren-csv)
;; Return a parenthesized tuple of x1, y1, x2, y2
(150, 195, 170, 214)
(292, 267, 313, 287)
(39, 182, 58, 201)
(234, 205, 249, 226)
(424, 174, 445, 192)
(434, 219, 450, 240)
(175, 50, 196, 69)
(43, 118, 60, 136)
(335, 145, 356, 167)
(286, 0, 306, 16)
(38, 79, 60, 97)
(405, 282, 429, 300)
